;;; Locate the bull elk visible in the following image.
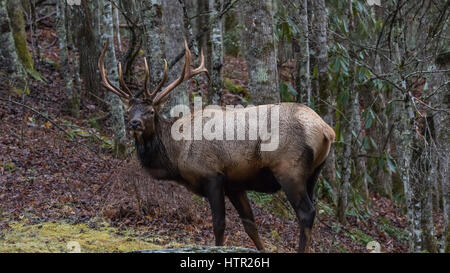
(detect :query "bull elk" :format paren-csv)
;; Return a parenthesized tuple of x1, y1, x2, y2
(98, 41, 335, 252)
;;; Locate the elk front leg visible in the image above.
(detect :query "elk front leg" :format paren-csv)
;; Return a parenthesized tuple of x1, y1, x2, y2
(205, 175, 226, 246)
(227, 191, 265, 251)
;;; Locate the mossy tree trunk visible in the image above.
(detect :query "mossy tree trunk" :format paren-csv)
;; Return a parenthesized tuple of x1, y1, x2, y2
(0, 0, 27, 94)
(239, 0, 280, 105)
(6, 0, 40, 81)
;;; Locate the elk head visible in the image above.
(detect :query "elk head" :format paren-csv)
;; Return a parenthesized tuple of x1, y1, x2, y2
(98, 40, 208, 139)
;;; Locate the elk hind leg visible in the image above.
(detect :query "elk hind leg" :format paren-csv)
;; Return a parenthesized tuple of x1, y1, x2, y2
(227, 191, 265, 251)
(273, 166, 315, 253)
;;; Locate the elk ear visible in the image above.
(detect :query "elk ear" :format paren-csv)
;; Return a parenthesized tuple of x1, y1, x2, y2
(122, 99, 130, 111)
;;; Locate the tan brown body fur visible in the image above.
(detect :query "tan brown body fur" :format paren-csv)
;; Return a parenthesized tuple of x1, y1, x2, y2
(152, 103, 334, 195)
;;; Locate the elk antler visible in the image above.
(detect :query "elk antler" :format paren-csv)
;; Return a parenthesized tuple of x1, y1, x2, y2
(146, 58, 169, 100)
(118, 62, 133, 97)
(98, 42, 132, 99)
(152, 39, 209, 105)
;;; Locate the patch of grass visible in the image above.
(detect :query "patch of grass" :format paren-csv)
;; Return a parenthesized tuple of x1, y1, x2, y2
(0, 161, 16, 172)
(0, 220, 184, 253)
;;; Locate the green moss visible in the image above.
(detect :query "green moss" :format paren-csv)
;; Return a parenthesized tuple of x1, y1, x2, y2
(223, 77, 250, 100)
(0, 220, 183, 253)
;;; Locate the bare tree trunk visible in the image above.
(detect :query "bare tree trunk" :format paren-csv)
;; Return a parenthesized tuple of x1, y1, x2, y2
(56, 0, 79, 117)
(293, 0, 311, 105)
(141, 0, 165, 92)
(309, 0, 338, 203)
(431, 52, 450, 252)
(29, 0, 40, 63)
(66, 5, 82, 97)
(101, 0, 127, 156)
(162, 0, 189, 113)
(370, 0, 393, 198)
(0, 0, 27, 93)
(338, 0, 358, 223)
(91, 0, 101, 40)
(70, 0, 100, 96)
(197, 0, 209, 62)
(239, 0, 280, 105)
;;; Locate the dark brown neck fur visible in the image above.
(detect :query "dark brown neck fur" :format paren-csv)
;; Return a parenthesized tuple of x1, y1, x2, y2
(135, 115, 180, 180)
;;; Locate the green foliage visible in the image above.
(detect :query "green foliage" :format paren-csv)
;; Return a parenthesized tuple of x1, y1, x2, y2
(279, 82, 297, 102)
(64, 122, 115, 151)
(316, 177, 336, 205)
(316, 200, 335, 217)
(224, 13, 241, 57)
(346, 228, 374, 246)
(273, 4, 299, 43)
(379, 217, 409, 242)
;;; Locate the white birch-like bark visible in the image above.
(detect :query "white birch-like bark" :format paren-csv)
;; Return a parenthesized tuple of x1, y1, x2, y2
(113, 4, 122, 54)
(208, 0, 223, 105)
(300, 0, 311, 104)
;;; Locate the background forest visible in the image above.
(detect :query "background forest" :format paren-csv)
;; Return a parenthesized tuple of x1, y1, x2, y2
(0, 0, 449, 253)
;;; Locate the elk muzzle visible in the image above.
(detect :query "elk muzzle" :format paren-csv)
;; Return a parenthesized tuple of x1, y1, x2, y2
(129, 119, 143, 131)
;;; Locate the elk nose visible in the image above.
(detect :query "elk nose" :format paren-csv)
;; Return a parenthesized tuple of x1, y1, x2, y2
(129, 120, 142, 130)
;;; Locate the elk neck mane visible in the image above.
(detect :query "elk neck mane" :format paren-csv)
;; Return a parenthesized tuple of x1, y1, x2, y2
(134, 114, 180, 179)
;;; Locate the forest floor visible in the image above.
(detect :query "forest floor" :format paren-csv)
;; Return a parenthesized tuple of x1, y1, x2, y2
(0, 25, 413, 253)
